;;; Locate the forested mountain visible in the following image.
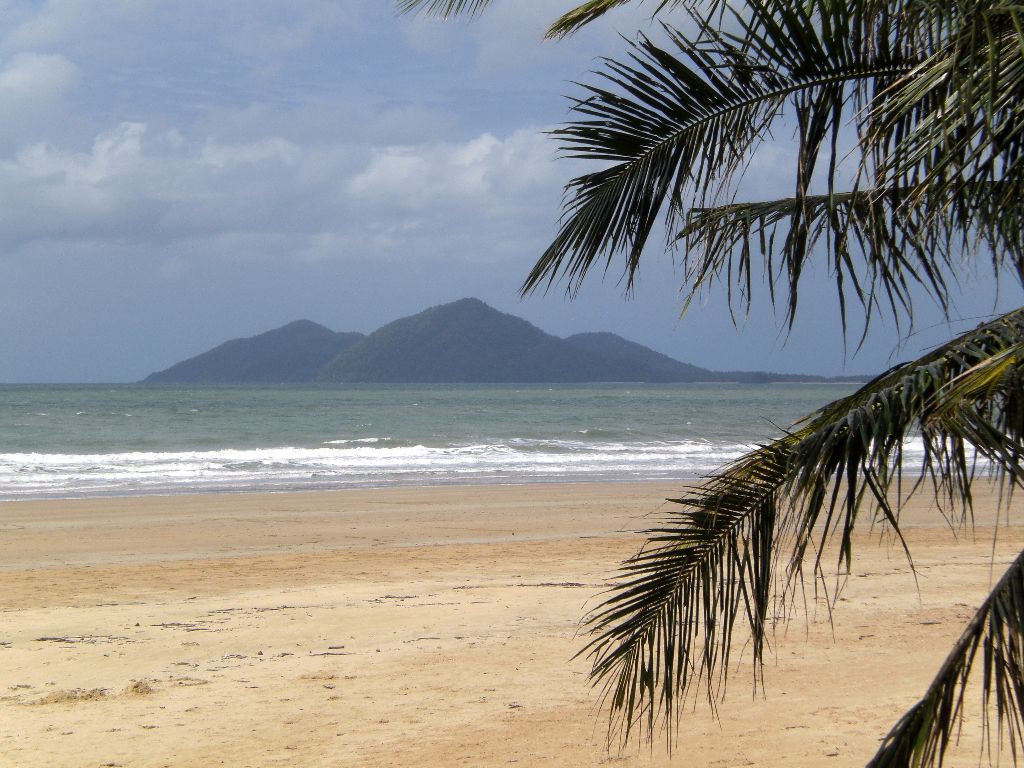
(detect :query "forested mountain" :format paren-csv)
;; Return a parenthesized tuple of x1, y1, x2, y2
(145, 299, 860, 384)
(320, 298, 644, 382)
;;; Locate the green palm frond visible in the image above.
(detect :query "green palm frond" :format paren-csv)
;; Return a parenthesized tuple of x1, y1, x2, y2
(868, 548, 1024, 768)
(522, 0, 1024, 335)
(676, 176, 1024, 337)
(395, 0, 1024, 758)
(581, 306, 1024, 746)
(547, 0, 641, 39)
(521, 1, 915, 308)
(546, 0, 686, 39)
(866, 1, 1024, 279)
(394, 0, 493, 19)
(927, 332, 1024, 487)
(582, 440, 791, 741)
(870, 2, 1024, 188)
(676, 191, 951, 337)
(395, 0, 686, 36)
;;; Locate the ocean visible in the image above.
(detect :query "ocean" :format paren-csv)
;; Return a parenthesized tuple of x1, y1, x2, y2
(0, 382, 868, 500)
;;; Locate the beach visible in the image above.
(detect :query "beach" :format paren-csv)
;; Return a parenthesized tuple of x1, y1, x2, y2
(2, 481, 1021, 767)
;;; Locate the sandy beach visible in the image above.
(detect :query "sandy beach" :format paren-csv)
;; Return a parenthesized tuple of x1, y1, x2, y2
(1, 481, 1022, 767)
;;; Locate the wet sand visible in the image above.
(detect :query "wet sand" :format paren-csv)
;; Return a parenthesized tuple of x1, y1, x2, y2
(1, 482, 1021, 767)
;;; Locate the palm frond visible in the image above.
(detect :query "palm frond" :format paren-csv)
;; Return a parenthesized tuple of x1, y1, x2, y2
(525, 0, 1024, 335)
(394, 0, 493, 19)
(868, 548, 1024, 768)
(581, 440, 791, 741)
(927, 330, 1024, 487)
(866, 1, 1024, 280)
(396, 0, 686, 35)
(580, 306, 1024, 746)
(546, 0, 687, 39)
(547, 0, 641, 39)
(522, 1, 915, 308)
(676, 190, 950, 337)
(675, 176, 1022, 335)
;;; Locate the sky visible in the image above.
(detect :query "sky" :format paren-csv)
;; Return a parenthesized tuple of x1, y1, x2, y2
(0, 1, 1019, 383)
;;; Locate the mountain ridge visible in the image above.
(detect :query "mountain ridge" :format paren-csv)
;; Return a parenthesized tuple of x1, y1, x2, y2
(144, 298, 867, 384)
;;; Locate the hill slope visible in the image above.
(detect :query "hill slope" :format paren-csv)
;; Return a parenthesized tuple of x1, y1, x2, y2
(144, 299, 863, 384)
(145, 320, 364, 384)
(564, 332, 720, 382)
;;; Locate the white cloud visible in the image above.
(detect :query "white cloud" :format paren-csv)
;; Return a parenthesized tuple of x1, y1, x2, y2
(0, 116, 566, 269)
(0, 51, 78, 96)
(346, 128, 559, 213)
(0, 52, 80, 149)
(13, 122, 147, 188)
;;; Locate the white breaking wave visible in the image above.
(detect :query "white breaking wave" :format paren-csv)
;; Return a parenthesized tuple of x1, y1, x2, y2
(0, 436, 941, 500)
(0, 439, 764, 499)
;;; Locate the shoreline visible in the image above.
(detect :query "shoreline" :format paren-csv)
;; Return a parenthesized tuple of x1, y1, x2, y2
(0, 380, 869, 501)
(2, 481, 1022, 766)
(0, 482, 674, 573)
(0, 476, 687, 506)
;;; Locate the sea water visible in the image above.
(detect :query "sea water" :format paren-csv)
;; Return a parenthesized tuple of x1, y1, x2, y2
(0, 382, 870, 500)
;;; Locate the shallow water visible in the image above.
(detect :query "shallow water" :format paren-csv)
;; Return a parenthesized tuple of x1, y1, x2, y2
(0, 382, 866, 499)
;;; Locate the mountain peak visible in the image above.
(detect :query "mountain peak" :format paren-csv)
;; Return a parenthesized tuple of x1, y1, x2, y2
(277, 319, 333, 333)
(317, 298, 553, 383)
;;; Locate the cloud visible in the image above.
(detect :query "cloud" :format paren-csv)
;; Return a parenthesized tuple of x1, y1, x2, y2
(347, 128, 559, 211)
(2, 0, 846, 383)
(0, 51, 79, 148)
(0, 50, 78, 96)
(0, 113, 566, 272)
(340, 127, 567, 263)
(199, 136, 300, 169)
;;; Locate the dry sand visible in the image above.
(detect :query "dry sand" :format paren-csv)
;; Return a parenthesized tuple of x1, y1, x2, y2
(1, 482, 1021, 767)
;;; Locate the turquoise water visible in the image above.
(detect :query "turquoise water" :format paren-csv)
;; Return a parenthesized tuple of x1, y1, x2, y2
(0, 383, 859, 499)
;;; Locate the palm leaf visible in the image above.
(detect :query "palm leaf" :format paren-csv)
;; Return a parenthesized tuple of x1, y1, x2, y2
(393, 0, 1024, 760)
(395, 0, 688, 37)
(865, 1, 1024, 281)
(580, 306, 1024, 746)
(676, 190, 950, 338)
(522, 1, 916, 313)
(523, 0, 1024, 336)
(547, 0, 643, 39)
(869, 548, 1024, 768)
(927, 332, 1024, 488)
(394, 0, 493, 18)
(546, 0, 687, 39)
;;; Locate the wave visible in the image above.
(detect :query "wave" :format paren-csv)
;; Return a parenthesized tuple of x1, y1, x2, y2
(0, 436, 942, 500)
(322, 437, 414, 448)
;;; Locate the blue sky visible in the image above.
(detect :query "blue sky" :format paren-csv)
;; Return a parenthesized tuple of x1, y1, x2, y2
(0, 1, 1018, 382)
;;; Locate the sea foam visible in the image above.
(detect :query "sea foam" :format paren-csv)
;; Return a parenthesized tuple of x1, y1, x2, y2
(0, 439, 757, 499)
(0, 436, 938, 500)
